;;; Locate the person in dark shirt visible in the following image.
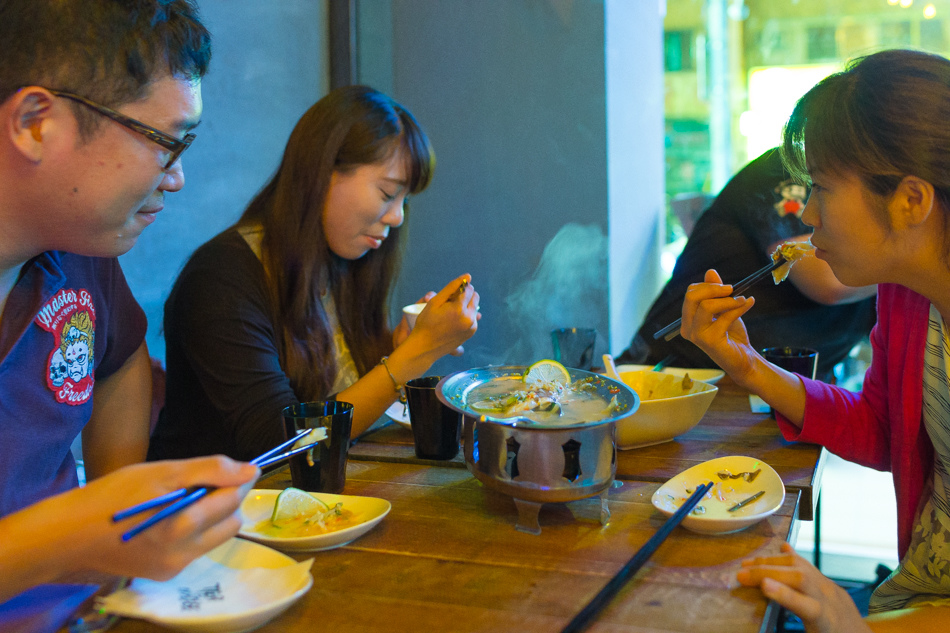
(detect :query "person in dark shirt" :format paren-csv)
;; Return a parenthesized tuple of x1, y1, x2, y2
(618, 148, 877, 381)
(150, 86, 480, 462)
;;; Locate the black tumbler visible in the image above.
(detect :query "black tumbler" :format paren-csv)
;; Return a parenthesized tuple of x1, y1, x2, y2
(405, 376, 462, 460)
(761, 347, 819, 380)
(281, 400, 353, 493)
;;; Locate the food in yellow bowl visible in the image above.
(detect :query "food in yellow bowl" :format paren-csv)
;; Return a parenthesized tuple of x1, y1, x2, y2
(612, 370, 718, 449)
(253, 487, 356, 538)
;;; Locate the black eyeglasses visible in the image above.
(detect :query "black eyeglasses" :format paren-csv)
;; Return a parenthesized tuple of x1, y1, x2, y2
(47, 89, 195, 169)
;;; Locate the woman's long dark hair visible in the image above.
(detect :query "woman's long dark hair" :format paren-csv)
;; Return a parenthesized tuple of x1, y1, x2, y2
(239, 86, 434, 400)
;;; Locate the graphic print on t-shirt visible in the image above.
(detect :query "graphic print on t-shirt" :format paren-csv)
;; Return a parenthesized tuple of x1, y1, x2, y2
(774, 179, 807, 217)
(34, 288, 96, 405)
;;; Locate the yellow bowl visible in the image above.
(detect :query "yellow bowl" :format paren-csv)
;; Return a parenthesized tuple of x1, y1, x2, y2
(612, 370, 718, 449)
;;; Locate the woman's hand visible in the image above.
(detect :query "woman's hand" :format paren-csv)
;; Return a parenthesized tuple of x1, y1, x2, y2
(681, 269, 809, 423)
(679, 269, 760, 384)
(393, 291, 436, 347)
(0, 456, 259, 602)
(737, 543, 872, 633)
(406, 274, 480, 359)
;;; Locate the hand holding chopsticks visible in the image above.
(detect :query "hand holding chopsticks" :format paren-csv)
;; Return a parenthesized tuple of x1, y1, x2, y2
(560, 481, 714, 633)
(113, 427, 323, 541)
(653, 258, 787, 342)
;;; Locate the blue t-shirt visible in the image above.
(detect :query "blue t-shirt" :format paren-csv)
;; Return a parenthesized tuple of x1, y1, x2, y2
(0, 251, 146, 517)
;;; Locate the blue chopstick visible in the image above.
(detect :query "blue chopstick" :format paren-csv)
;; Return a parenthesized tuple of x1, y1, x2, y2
(120, 487, 210, 541)
(114, 428, 317, 540)
(249, 427, 316, 467)
(252, 441, 319, 470)
(112, 487, 191, 522)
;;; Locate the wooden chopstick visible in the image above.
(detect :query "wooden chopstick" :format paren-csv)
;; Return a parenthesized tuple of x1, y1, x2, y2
(114, 428, 317, 540)
(652, 257, 788, 342)
(560, 481, 714, 633)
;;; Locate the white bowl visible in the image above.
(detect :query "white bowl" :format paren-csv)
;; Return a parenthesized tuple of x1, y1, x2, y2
(239, 489, 391, 552)
(402, 303, 426, 329)
(98, 537, 312, 632)
(616, 363, 725, 384)
(611, 370, 718, 449)
(651, 456, 786, 534)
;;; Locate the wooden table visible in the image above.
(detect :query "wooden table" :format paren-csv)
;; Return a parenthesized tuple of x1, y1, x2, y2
(112, 460, 801, 633)
(350, 378, 825, 520)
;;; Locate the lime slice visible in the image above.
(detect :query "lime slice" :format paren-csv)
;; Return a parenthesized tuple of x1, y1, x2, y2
(523, 359, 571, 386)
(271, 487, 330, 523)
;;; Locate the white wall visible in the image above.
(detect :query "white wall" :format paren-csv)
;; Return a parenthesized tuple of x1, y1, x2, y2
(606, 0, 665, 354)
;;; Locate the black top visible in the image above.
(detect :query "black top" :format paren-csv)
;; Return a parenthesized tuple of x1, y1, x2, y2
(148, 230, 300, 462)
(618, 148, 876, 380)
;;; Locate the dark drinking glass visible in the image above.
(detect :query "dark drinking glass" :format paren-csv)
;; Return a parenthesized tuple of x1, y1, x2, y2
(281, 400, 353, 493)
(405, 376, 462, 460)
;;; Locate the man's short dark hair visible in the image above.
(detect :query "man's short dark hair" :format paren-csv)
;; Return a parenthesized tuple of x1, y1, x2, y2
(0, 0, 211, 135)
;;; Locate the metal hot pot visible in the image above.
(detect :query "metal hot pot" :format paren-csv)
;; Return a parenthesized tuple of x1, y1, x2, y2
(436, 365, 639, 534)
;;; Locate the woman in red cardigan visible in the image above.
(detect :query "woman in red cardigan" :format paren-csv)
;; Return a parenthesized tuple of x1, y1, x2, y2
(681, 49, 950, 632)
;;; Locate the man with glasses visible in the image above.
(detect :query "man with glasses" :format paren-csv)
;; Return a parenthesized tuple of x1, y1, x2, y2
(0, 0, 258, 611)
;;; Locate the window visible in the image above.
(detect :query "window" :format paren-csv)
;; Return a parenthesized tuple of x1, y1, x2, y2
(664, 30, 695, 71)
(663, 0, 950, 248)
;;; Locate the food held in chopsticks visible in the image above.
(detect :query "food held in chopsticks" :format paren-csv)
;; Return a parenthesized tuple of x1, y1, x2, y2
(290, 425, 328, 467)
(253, 487, 357, 538)
(466, 359, 620, 424)
(770, 240, 816, 284)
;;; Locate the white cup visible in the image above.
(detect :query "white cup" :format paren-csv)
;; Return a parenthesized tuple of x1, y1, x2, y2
(402, 303, 426, 329)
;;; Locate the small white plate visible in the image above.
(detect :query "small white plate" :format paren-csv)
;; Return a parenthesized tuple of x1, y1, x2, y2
(239, 489, 391, 552)
(98, 538, 311, 633)
(651, 456, 785, 534)
(616, 364, 725, 384)
(385, 400, 411, 428)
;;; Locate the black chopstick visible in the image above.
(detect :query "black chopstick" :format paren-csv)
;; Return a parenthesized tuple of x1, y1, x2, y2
(652, 258, 788, 342)
(560, 481, 714, 633)
(114, 428, 317, 540)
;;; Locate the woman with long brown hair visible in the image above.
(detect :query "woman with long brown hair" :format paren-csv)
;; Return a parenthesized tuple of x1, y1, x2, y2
(149, 85, 479, 461)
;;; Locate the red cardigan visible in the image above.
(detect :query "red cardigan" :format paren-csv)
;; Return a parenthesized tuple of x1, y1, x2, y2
(776, 283, 934, 557)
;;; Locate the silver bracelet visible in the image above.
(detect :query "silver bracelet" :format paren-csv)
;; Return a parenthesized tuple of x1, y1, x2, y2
(380, 356, 403, 392)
